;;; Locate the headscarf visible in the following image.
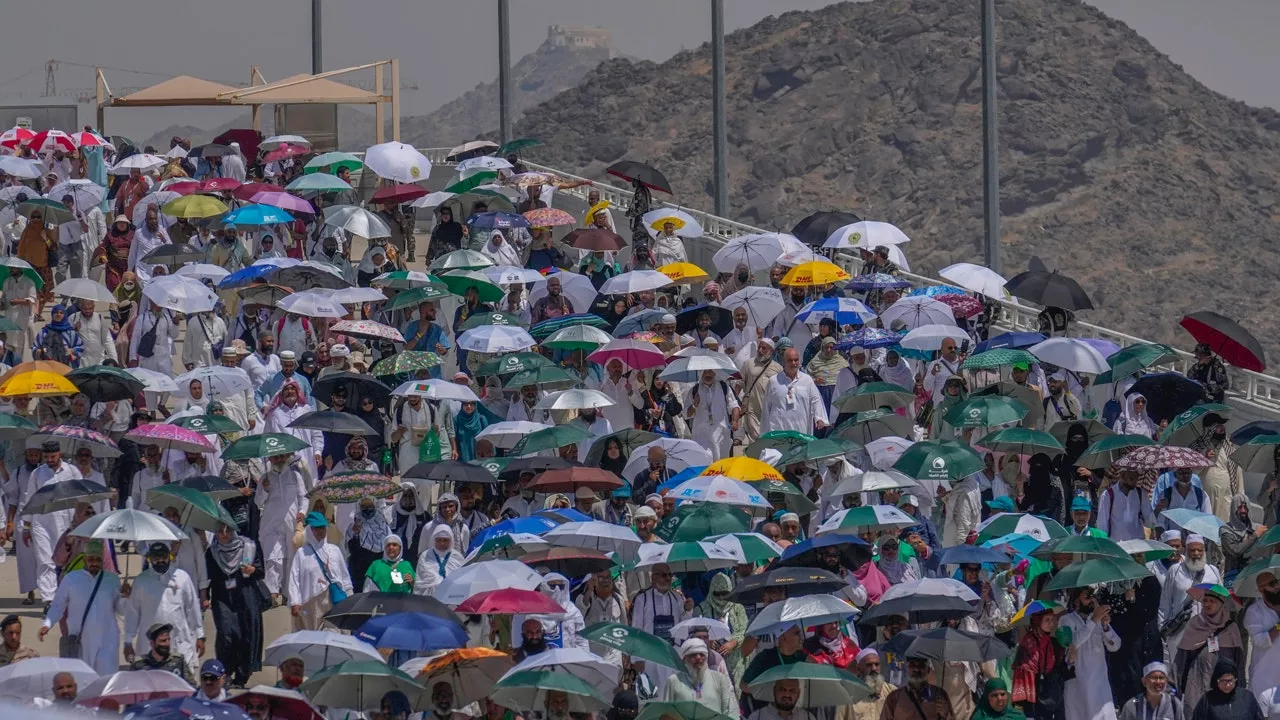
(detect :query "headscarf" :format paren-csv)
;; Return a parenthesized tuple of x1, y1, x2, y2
(453, 404, 490, 462)
(382, 533, 404, 564)
(1024, 453, 1056, 512)
(382, 691, 412, 720)
(114, 271, 141, 305)
(483, 230, 520, 267)
(806, 339, 848, 385)
(418, 525, 462, 595)
(1225, 493, 1252, 535)
(433, 493, 467, 545)
(972, 678, 1026, 720)
(17, 217, 50, 268)
(773, 336, 794, 365)
(541, 572, 572, 609)
(211, 525, 252, 576)
(1012, 611, 1059, 705)
(582, 251, 609, 274)
(353, 496, 391, 553)
(852, 559, 891, 604)
(206, 400, 242, 448)
(598, 438, 628, 477)
(702, 572, 733, 616)
(1198, 658, 1261, 720)
(544, 493, 571, 509)
(264, 379, 303, 419)
(878, 349, 915, 390)
(1118, 393, 1158, 437)
(45, 304, 73, 332)
(393, 483, 429, 549)
(1178, 591, 1240, 651)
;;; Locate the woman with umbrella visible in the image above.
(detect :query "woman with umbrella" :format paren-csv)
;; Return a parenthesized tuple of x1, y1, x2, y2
(694, 574, 748, 685)
(1175, 586, 1243, 710)
(1012, 606, 1067, 718)
(391, 483, 430, 567)
(1053, 424, 1096, 508)
(579, 251, 618, 292)
(206, 520, 265, 689)
(344, 496, 391, 588)
(430, 206, 464, 261)
(930, 375, 968, 441)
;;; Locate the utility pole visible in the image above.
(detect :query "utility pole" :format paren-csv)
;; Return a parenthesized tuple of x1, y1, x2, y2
(498, 0, 512, 144)
(311, 0, 322, 74)
(711, 0, 728, 216)
(981, 0, 1000, 272)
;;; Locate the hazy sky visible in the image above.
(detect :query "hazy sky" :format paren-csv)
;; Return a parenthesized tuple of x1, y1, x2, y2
(2, 0, 1279, 139)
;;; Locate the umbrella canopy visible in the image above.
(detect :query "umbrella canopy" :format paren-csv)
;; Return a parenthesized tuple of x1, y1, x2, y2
(976, 512, 1069, 543)
(173, 475, 240, 501)
(829, 469, 919, 497)
(312, 371, 391, 408)
(776, 437, 859, 466)
(527, 467, 624, 493)
(263, 630, 384, 667)
(938, 262, 1008, 297)
(509, 425, 592, 457)
(1232, 555, 1280, 598)
(226, 687, 324, 720)
(600, 270, 673, 295)
(517, 547, 615, 577)
(297, 660, 425, 711)
(364, 141, 432, 183)
(1004, 270, 1094, 310)
(1095, 342, 1181, 383)
(414, 648, 514, 708)
(605, 160, 671, 193)
(892, 439, 984, 481)
(1031, 534, 1130, 561)
(634, 541, 739, 573)
(710, 533, 785, 564)
(1114, 445, 1211, 471)
(1231, 435, 1280, 474)
(961, 348, 1038, 371)
(435, 559, 545, 605)
(173, 366, 253, 399)
(324, 205, 391, 239)
(1160, 508, 1226, 538)
(1030, 337, 1110, 374)
(1160, 403, 1234, 446)
(943, 395, 1028, 428)
(354, 611, 468, 652)
(1043, 556, 1153, 591)
(29, 425, 121, 458)
(492, 669, 611, 714)
(583, 622, 683, 671)
(747, 663, 872, 707)
(1181, 311, 1266, 371)
(0, 411, 38, 440)
(22, 478, 114, 515)
(1125, 373, 1206, 423)
(70, 502, 187, 544)
(978, 427, 1064, 456)
(780, 260, 851, 287)
(323, 591, 461, 631)
(145, 485, 236, 531)
(668, 475, 772, 511)
(142, 276, 217, 314)
(817, 505, 917, 534)
(745, 430, 818, 457)
(0, 656, 98, 701)
(455, 588, 565, 616)
(729, 568, 848, 605)
(220, 433, 311, 461)
(76, 670, 193, 708)
(288, 410, 378, 436)
(889, 627, 1014, 663)
(747, 594, 859, 636)
(124, 423, 215, 454)
(881, 297, 955, 330)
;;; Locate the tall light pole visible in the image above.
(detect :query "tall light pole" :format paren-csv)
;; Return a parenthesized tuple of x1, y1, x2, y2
(711, 0, 728, 216)
(498, 0, 512, 144)
(311, 0, 322, 74)
(981, 0, 1000, 272)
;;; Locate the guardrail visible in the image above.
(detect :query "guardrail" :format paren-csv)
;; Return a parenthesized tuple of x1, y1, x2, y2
(408, 147, 1280, 418)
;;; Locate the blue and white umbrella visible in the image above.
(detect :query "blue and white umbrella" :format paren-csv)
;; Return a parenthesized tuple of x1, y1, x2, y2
(908, 284, 967, 298)
(1160, 508, 1226, 540)
(457, 325, 536, 353)
(467, 211, 531, 231)
(796, 297, 877, 326)
(224, 203, 294, 226)
(614, 308, 668, 336)
(277, 291, 347, 319)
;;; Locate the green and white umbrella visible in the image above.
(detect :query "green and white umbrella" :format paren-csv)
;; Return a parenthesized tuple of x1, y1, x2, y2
(832, 382, 915, 413)
(0, 257, 44, 289)
(816, 504, 917, 535)
(460, 310, 530, 331)
(830, 469, 918, 497)
(1231, 435, 1280, 474)
(170, 413, 243, 436)
(221, 433, 311, 460)
(746, 594, 858, 636)
(492, 670, 611, 714)
(1043, 557, 1153, 591)
(439, 269, 503, 303)
(510, 425, 591, 456)
(583, 623, 683, 670)
(960, 348, 1037, 371)
(1160, 403, 1233, 446)
(943, 395, 1028, 428)
(657, 502, 753, 543)
(975, 512, 1069, 544)
(893, 439, 984, 481)
(542, 324, 614, 352)
(635, 541, 739, 573)
(1232, 555, 1280, 598)
(979, 427, 1064, 456)
(582, 428, 661, 467)
(751, 479, 819, 515)
(776, 438, 858, 466)
(503, 365, 581, 391)
(431, 249, 495, 272)
(1076, 434, 1156, 468)
(745, 430, 816, 457)
(747, 663, 872, 707)
(298, 660, 425, 711)
(1096, 342, 1180, 384)
(1030, 535, 1129, 561)
(1116, 539, 1175, 562)
(835, 408, 913, 444)
(710, 533, 784, 563)
(145, 485, 237, 532)
(478, 352, 554, 377)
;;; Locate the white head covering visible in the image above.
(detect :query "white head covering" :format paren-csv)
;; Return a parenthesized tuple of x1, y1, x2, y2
(760, 448, 783, 467)
(1186, 534, 1205, 547)
(1119, 393, 1157, 436)
(1160, 529, 1182, 542)
(484, 230, 521, 267)
(1143, 661, 1169, 678)
(382, 533, 403, 563)
(432, 524, 454, 547)
(679, 638, 708, 658)
(856, 647, 879, 664)
(540, 572, 571, 610)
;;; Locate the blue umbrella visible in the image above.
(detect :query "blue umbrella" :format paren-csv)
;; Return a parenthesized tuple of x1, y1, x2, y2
(354, 611, 468, 652)
(934, 544, 1013, 566)
(216, 262, 279, 290)
(615, 308, 668, 337)
(980, 532, 1042, 558)
(974, 332, 1046, 354)
(126, 697, 252, 720)
(836, 327, 903, 350)
(224, 203, 295, 226)
(467, 211, 531, 231)
(908, 285, 966, 298)
(470, 515, 559, 551)
(658, 465, 709, 493)
(1160, 508, 1226, 540)
(775, 533, 871, 572)
(847, 273, 911, 291)
(536, 508, 593, 523)
(795, 297, 876, 326)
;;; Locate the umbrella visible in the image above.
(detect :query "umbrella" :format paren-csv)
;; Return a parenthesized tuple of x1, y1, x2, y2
(889, 627, 1013, 663)
(263, 629, 383, 667)
(276, 291, 346, 319)
(0, 656, 98, 700)
(829, 469, 919, 497)
(312, 372, 391, 408)
(1031, 534, 1130, 561)
(933, 543, 1015, 566)
(587, 340, 666, 372)
(18, 198, 75, 225)
(582, 622, 683, 670)
(248, 190, 314, 215)
(845, 272, 911, 291)
(780, 260, 850, 287)
(943, 395, 1029, 428)
(816, 505, 917, 534)
(796, 297, 877, 327)
(975, 513, 1069, 543)
(140, 243, 205, 269)
(455, 588, 565, 616)
(355, 611, 468, 652)
(1095, 342, 1181, 383)
(702, 457, 786, 483)
(485, 265, 548, 288)
(175, 263, 231, 284)
(790, 210, 861, 246)
(862, 578, 980, 626)
(1030, 337, 1110, 374)
(161, 194, 227, 219)
(1160, 403, 1234, 446)
(444, 140, 499, 162)
(439, 269, 504, 303)
(274, 262, 350, 291)
(534, 388, 616, 412)
(324, 205, 391, 239)
(710, 533, 784, 564)
(1043, 556, 1153, 591)
(76, 670, 194, 708)
(899, 323, 970, 352)
(1160, 508, 1226, 539)
(660, 353, 738, 384)
(22, 478, 114, 515)
(1231, 435, 1280, 474)
(141, 276, 217, 313)
(605, 160, 671, 193)
(457, 325, 536, 353)
(668, 476, 772, 511)
(1181, 311, 1266, 371)
(635, 541, 739, 573)
(729, 567, 848, 605)
(518, 547, 615, 576)
(371, 269, 444, 289)
(722, 286, 787, 328)
(70, 500, 186, 543)
(882, 297, 955, 330)
(220, 433, 311, 461)
(979, 427, 1064, 456)
(173, 366, 253, 399)
(530, 312, 611, 339)
(29, 425, 121, 458)
(562, 227, 628, 252)
(747, 594, 858, 636)
(0, 155, 42, 179)
(712, 233, 792, 273)
(435, 559, 545, 605)
(776, 437, 859, 466)
(125, 367, 179, 393)
(431, 249, 495, 272)
(1125, 373, 1206, 423)
(747, 663, 872, 707)
(414, 648, 515, 708)
(476, 421, 553, 450)
(644, 210, 704, 238)
(309, 472, 401, 504)
(938, 262, 1008, 297)
(392, 379, 480, 404)
(297, 660, 425, 711)
(305, 151, 363, 174)
(124, 424, 214, 454)
(364, 141, 432, 183)
(836, 328, 905, 351)
(0, 257, 45, 289)
(403, 460, 499, 485)
(1232, 555, 1280, 598)
(145, 485, 235, 531)
(172, 475, 240, 501)
(369, 183, 427, 206)
(224, 203, 294, 226)
(493, 670, 611, 714)
(961, 348, 1038, 371)
(465, 533, 551, 562)
(46, 179, 107, 209)
(527, 467, 624, 493)
(510, 425, 592, 456)
(620, 438, 713, 481)
(823, 219, 910, 249)
(893, 439, 984, 481)
(226, 687, 323, 720)
(0, 412, 37, 440)
(1004, 270, 1094, 310)
(286, 173, 350, 193)
(324, 591, 462, 631)
(1114, 445, 1211, 471)
(600, 270, 673, 295)
(125, 698, 248, 720)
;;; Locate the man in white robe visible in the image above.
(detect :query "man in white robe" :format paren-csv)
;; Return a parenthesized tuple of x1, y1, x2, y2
(7, 447, 43, 602)
(569, 408, 613, 459)
(122, 542, 205, 680)
(240, 332, 281, 394)
(130, 444, 167, 512)
(223, 143, 247, 181)
(1157, 534, 1221, 665)
(683, 371, 740, 461)
(257, 452, 311, 602)
(761, 348, 828, 435)
(651, 223, 688, 269)
(39, 540, 122, 674)
(29, 441, 83, 602)
(262, 383, 323, 485)
(288, 511, 352, 630)
(764, 287, 813, 350)
(587, 359, 635, 433)
(69, 300, 116, 367)
(1060, 587, 1120, 720)
(128, 302, 178, 375)
(2, 268, 37, 358)
(126, 208, 170, 283)
(1244, 571, 1280, 685)
(215, 349, 260, 432)
(273, 313, 314, 360)
(630, 563, 690, 644)
(182, 310, 226, 370)
(505, 385, 552, 424)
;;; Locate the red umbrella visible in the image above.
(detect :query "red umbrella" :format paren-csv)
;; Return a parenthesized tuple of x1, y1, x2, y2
(526, 467, 624, 492)
(518, 547, 615, 576)
(157, 180, 201, 196)
(0, 126, 34, 150)
(455, 588, 564, 616)
(29, 129, 76, 154)
(936, 293, 984, 318)
(233, 181, 275, 202)
(71, 131, 111, 149)
(372, 183, 428, 205)
(1113, 445, 1211, 471)
(200, 177, 241, 193)
(1180, 311, 1266, 372)
(262, 143, 311, 163)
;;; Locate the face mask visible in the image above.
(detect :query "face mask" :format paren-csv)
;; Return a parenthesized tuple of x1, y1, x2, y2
(124, 282, 136, 291)
(1264, 588, 1280, 605)
(361, 507, 377, 519)
(152, 560, 170, 574)
(737, 271, 749, 282)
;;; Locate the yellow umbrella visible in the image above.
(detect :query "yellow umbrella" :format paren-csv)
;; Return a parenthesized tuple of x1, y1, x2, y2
(161, 194, 229, 219)
(584, 199, 611, 224)
(701, 457, 785, 483)
(0, 370, 78, 397)
(0, 360, 73, 386)
(657, 262, 709, 285)
(780, 260, 850, 287)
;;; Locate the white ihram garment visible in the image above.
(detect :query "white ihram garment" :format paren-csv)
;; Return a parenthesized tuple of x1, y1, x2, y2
(42, 568, 123, 674)
(256, 462, 310, 595)
(30, 461, 82, 599)
(123, 566, 204, 679)
(683, 380, 739, 461)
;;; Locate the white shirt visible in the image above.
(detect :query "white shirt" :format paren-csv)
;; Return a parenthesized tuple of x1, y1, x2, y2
(42, 568, 122, 636)
(122, 567, 204, 655)
(571, 415, 614, 458)
(1059, 611, 1120, 720)
(288, 540, 352, 604)
(924, 356, 963, 403)
(71, 311, 117, 366)
(630, 587, 689, 639)
(1095, 485, 1155, 541)
(241, 352, 282, 391)
(130, 466, 166, 512)
(127, 226, 170, 282)
(588, 375, 634, 434)
(1158, 560, 1222, 625)
(942, 476, 982, 546)
(1246, 601, 1280, 682)
(761, 371, 829, 434)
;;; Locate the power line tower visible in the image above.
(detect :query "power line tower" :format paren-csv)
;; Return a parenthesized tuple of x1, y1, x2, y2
(45, 60, 58, 96)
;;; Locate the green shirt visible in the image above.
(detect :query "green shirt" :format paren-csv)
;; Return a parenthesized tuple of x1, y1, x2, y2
(365, 558, 414, 593)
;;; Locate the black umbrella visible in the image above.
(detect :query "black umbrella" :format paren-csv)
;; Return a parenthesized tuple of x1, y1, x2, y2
(498, 457, 583, 480)
(1181, 311, 1266, 372)
(66, 365, 146, 402)
(1125, 372, 1205, 424)
(403, 460, 499, 484)
(676, 304, 734, 337)
(288, 410, 378, 436)
(275, 265, 350, 291)
(173, 475, 241, 501)
(324, 591, 462, 631)
(518, 548, 614, 577)
(883, 627, 1013, 663)
(605, 161, 671, 194)
(790, 211, 861, 247)
(312, 372, 392, 408)
(141, 243, 204, 268)
(23, 479, 114, 515)
(189, 143, 234, 158)
(1003, 270, 1094, 311)
(859, 594, 977, 627)
(729, 567, 849, 605)
(1233, 421, 1280, 446)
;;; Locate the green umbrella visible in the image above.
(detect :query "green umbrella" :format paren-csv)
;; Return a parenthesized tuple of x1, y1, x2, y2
(980, 427, 1064, 456)
(0, 257, 44, 289)
(1232, 435, 1280, 474)
(171, 414, 243, 435)
(510, 425, 591, 456)
(583, 622, 683, 670)
(0, 412, 38, 440)
(530, 313, 611, 340)
(18, 198, 74, 225)
(751, 479, 819, 514)
(469, 532, 549, 561)
(503, 366, 581, 391)
(542, 324, 614, 351)
(492, 670, 611, 714)
(657, 502, 752, 543)
(832, 382, 915, 413)
(0, 317, 21, 333)
(1048, 419, 1114, 444)
(298, 660, 425, 711)
(221, 433, 311, 461)
(445, 171, 499, 194)
(776, 438, 858, 466)
(385, 285, 451, 312)
(1096, 342, 1180, 384)
(1043, 557, 1153, 591)
(66, 365, 146, 402)
(976, 513, 1069, 544)
(1233, 554, 1280, 597)
(636, 702, 735, 720)
(747, 663, 872, 707)
(440, 270, 504, 303)
(372, 270, 445, 290)
(145, 485, 237, 532)
(431, 250, 495, 272)
(1075, 434, 1156, 468)
(1160, 403, 1233, 446)
(498, 138, 542, 155)
(286, 173, 351, 193)
(1030, 535, 1130, 561)
(943, 395, 1028, 428)
(372, 351, 443, 378)
(834, 408, 913, 444)
(478, 352, 553, 376)
(582, 428, 661, 467)
(961, 348, 1037, 371)
(461, 311, 530, 331)
(304, 151, 363, 174)
(745, 430, 816, 457)
(709, 533, 784, 563)
(892, 439, 984, 481)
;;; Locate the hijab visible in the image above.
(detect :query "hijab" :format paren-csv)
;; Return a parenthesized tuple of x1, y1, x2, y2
(1179, 595, 1241, 651)
(599, 439, 627, 477)
(852, 559, 891, 604)
(46, 304, 73, 333)
(211, 526, 251, 576)
(354, 496, 391, 553)
(114, 271, 141, 304)
(972, 678, 1026, 720)
(879, 349, 915, 390)
(393, 483, 429, 548)
(1025, 453, 1056, 511)
(1197, 658, 1263, 720)
(382, 533, 405, 564)
(419, 524, 462, 593)
(806, 340, 848, 385)
(264, 379, 303, 419)
(454, 404, 490, 462)
(484, 230, 520, 267)
(1118, 393, 1158, 437)
(702, 572, 733, 617)
(541, 572, 572, 610)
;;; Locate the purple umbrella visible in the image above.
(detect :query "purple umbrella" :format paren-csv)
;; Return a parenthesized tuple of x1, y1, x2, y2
(249, 190, 315, 215)
(1078, 337, 1121, 359)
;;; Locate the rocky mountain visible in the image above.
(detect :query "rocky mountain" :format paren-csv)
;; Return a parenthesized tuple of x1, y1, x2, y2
(515, 0, 1280, 362)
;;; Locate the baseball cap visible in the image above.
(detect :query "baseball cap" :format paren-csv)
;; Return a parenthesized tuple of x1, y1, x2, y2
(201, 659, 226, 677)
(1070, 496, 1092, 512)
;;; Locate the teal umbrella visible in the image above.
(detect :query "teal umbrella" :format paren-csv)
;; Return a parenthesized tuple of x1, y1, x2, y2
(1231, 435, 1280, 474)
(657, 502, 752, 543)
(832, 382, 915, 413)
(961, 348, 1037, 371)
(835, 408, 913, 444)
(1076, 434, 1155, 468)
(478, 352, 553, 377)
(503, 366, 581, 391)
(979, 427, 1063, 456)
(285, 173, 351, 193)
(510, 425, 591, 456)
(1043, 557, 1152, 591)
(1160, 403, 1233, 446)
(943, 395, 1028, 428)
(893, 440, 983, 481)
(146, 485, 237, 532)
(1096, 342, 1180, 384)
(498, 138, 542, 155)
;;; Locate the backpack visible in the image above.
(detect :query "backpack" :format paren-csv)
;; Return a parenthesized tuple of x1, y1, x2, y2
(40, 329, 70, 364)
(1160, 484, 1205, 514)
(690, 380, 731, 408)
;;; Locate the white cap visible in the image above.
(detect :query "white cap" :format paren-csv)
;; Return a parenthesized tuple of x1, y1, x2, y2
(1186, 534, 1205, 547)
(330, 344, 351, 357)
(855, 647, 879, 664)
(279, 350, 296, 361)
(633, 506, 657, 520)
(758, 337, 776, 349)
(779, 512, 800, 525)
(1143, 661, 1169, 678)
(574, 487, 596, 500)
(660, 314, 676, 325)
(900, 494, 920, 507)
(1049, 370, 1067, 382)
(1159, 529, 1181, 542)
(679, 638, 708, 658)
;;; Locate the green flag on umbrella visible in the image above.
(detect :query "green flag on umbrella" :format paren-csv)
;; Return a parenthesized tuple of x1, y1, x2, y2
(583, 622, 683, 670)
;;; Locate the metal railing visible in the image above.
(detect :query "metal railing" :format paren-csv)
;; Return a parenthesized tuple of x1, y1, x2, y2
(410, 147, 1280, 418)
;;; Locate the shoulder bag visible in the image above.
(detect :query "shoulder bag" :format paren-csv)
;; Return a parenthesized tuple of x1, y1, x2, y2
(311, 546, 348, 606)
(59, 570, 105, 659)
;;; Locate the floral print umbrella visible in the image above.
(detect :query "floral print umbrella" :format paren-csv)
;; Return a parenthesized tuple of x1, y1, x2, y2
(1113, 444, 1211, 471)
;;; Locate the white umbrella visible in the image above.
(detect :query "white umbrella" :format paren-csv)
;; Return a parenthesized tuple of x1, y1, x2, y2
(534, 388, 615, 411)
(722, 286, 786, 329)
(817, 505, 918, 534)
(900, 324, 970, 351)
(939, 263, 1009, 298)
(277, 291, 347, 319)
(599, 270, 673, 296)
(71, 499, 187, 543)
(880, 578, 980, 604)
(975, 513, 1064, 543)
(457, 325, 536, 353)
(775, 248, 825, 267)
(53, 278, 115, 304)
(747, 594, 859, 636)
(174, 263, 230, 283)
(485, 265, 545, 287)
(0, 155, 44, 179)
(392, 379, 480, 403)
(0, 657, 97, 700)
(671, 617, 732, 643)
(46, 179, 106, 209)
(261, 134, 312, 151)
(504, 648, 620, 691)
(659, 354, 738, 383)
(477, 421, 551, 449)
(1029, 337, 1109, 374)
(544, 521, 643, 561)
(109, 154, 165, 175)
(712, 233, 793, 273)
(141, 276, 217, 314)
(456, 156, 513, 175)
(132, 193, 180, 228)
(865, 436, 914, 470)
(314, 286, 387, 305)
(435, 559, 545, 605)
(448, 140, 499, 158)
(543, 324, 613, 349)
(620, 438, 713, 480)
(711, 532, 784, 563)
(324, 205, 391, 239)
(411, 191, 455, 209)
(264, 630, 384, 667)
(668, 475, 772, 510)
(881, 297, 954, 330)
(364, 141, 432, 183)
(527, 272, 597, 317)
(642, 208, 704, 238)
(163, 145, 189, 159)
(823, 221, 911, 250)
(76, 669, 194, 706)
(126, 367, 179, 393)
(830, 469, 919, 496)
(635, 541, 739, 573)
(173, 366, 253, 399)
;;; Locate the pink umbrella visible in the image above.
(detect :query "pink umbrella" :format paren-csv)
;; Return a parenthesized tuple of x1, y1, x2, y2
(935, 293, 984, 319)
(249, 190, 315, 215)
(262, 143, 311, 163)
(587, 338, 667, 370)
(29, 129, 76, 154)
(123, 423, 216, 454)
(200, 177, 242, 193)
(76, 669, 194, 709)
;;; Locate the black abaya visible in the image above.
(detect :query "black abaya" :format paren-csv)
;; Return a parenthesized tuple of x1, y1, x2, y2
(205, 541, 266, 687)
